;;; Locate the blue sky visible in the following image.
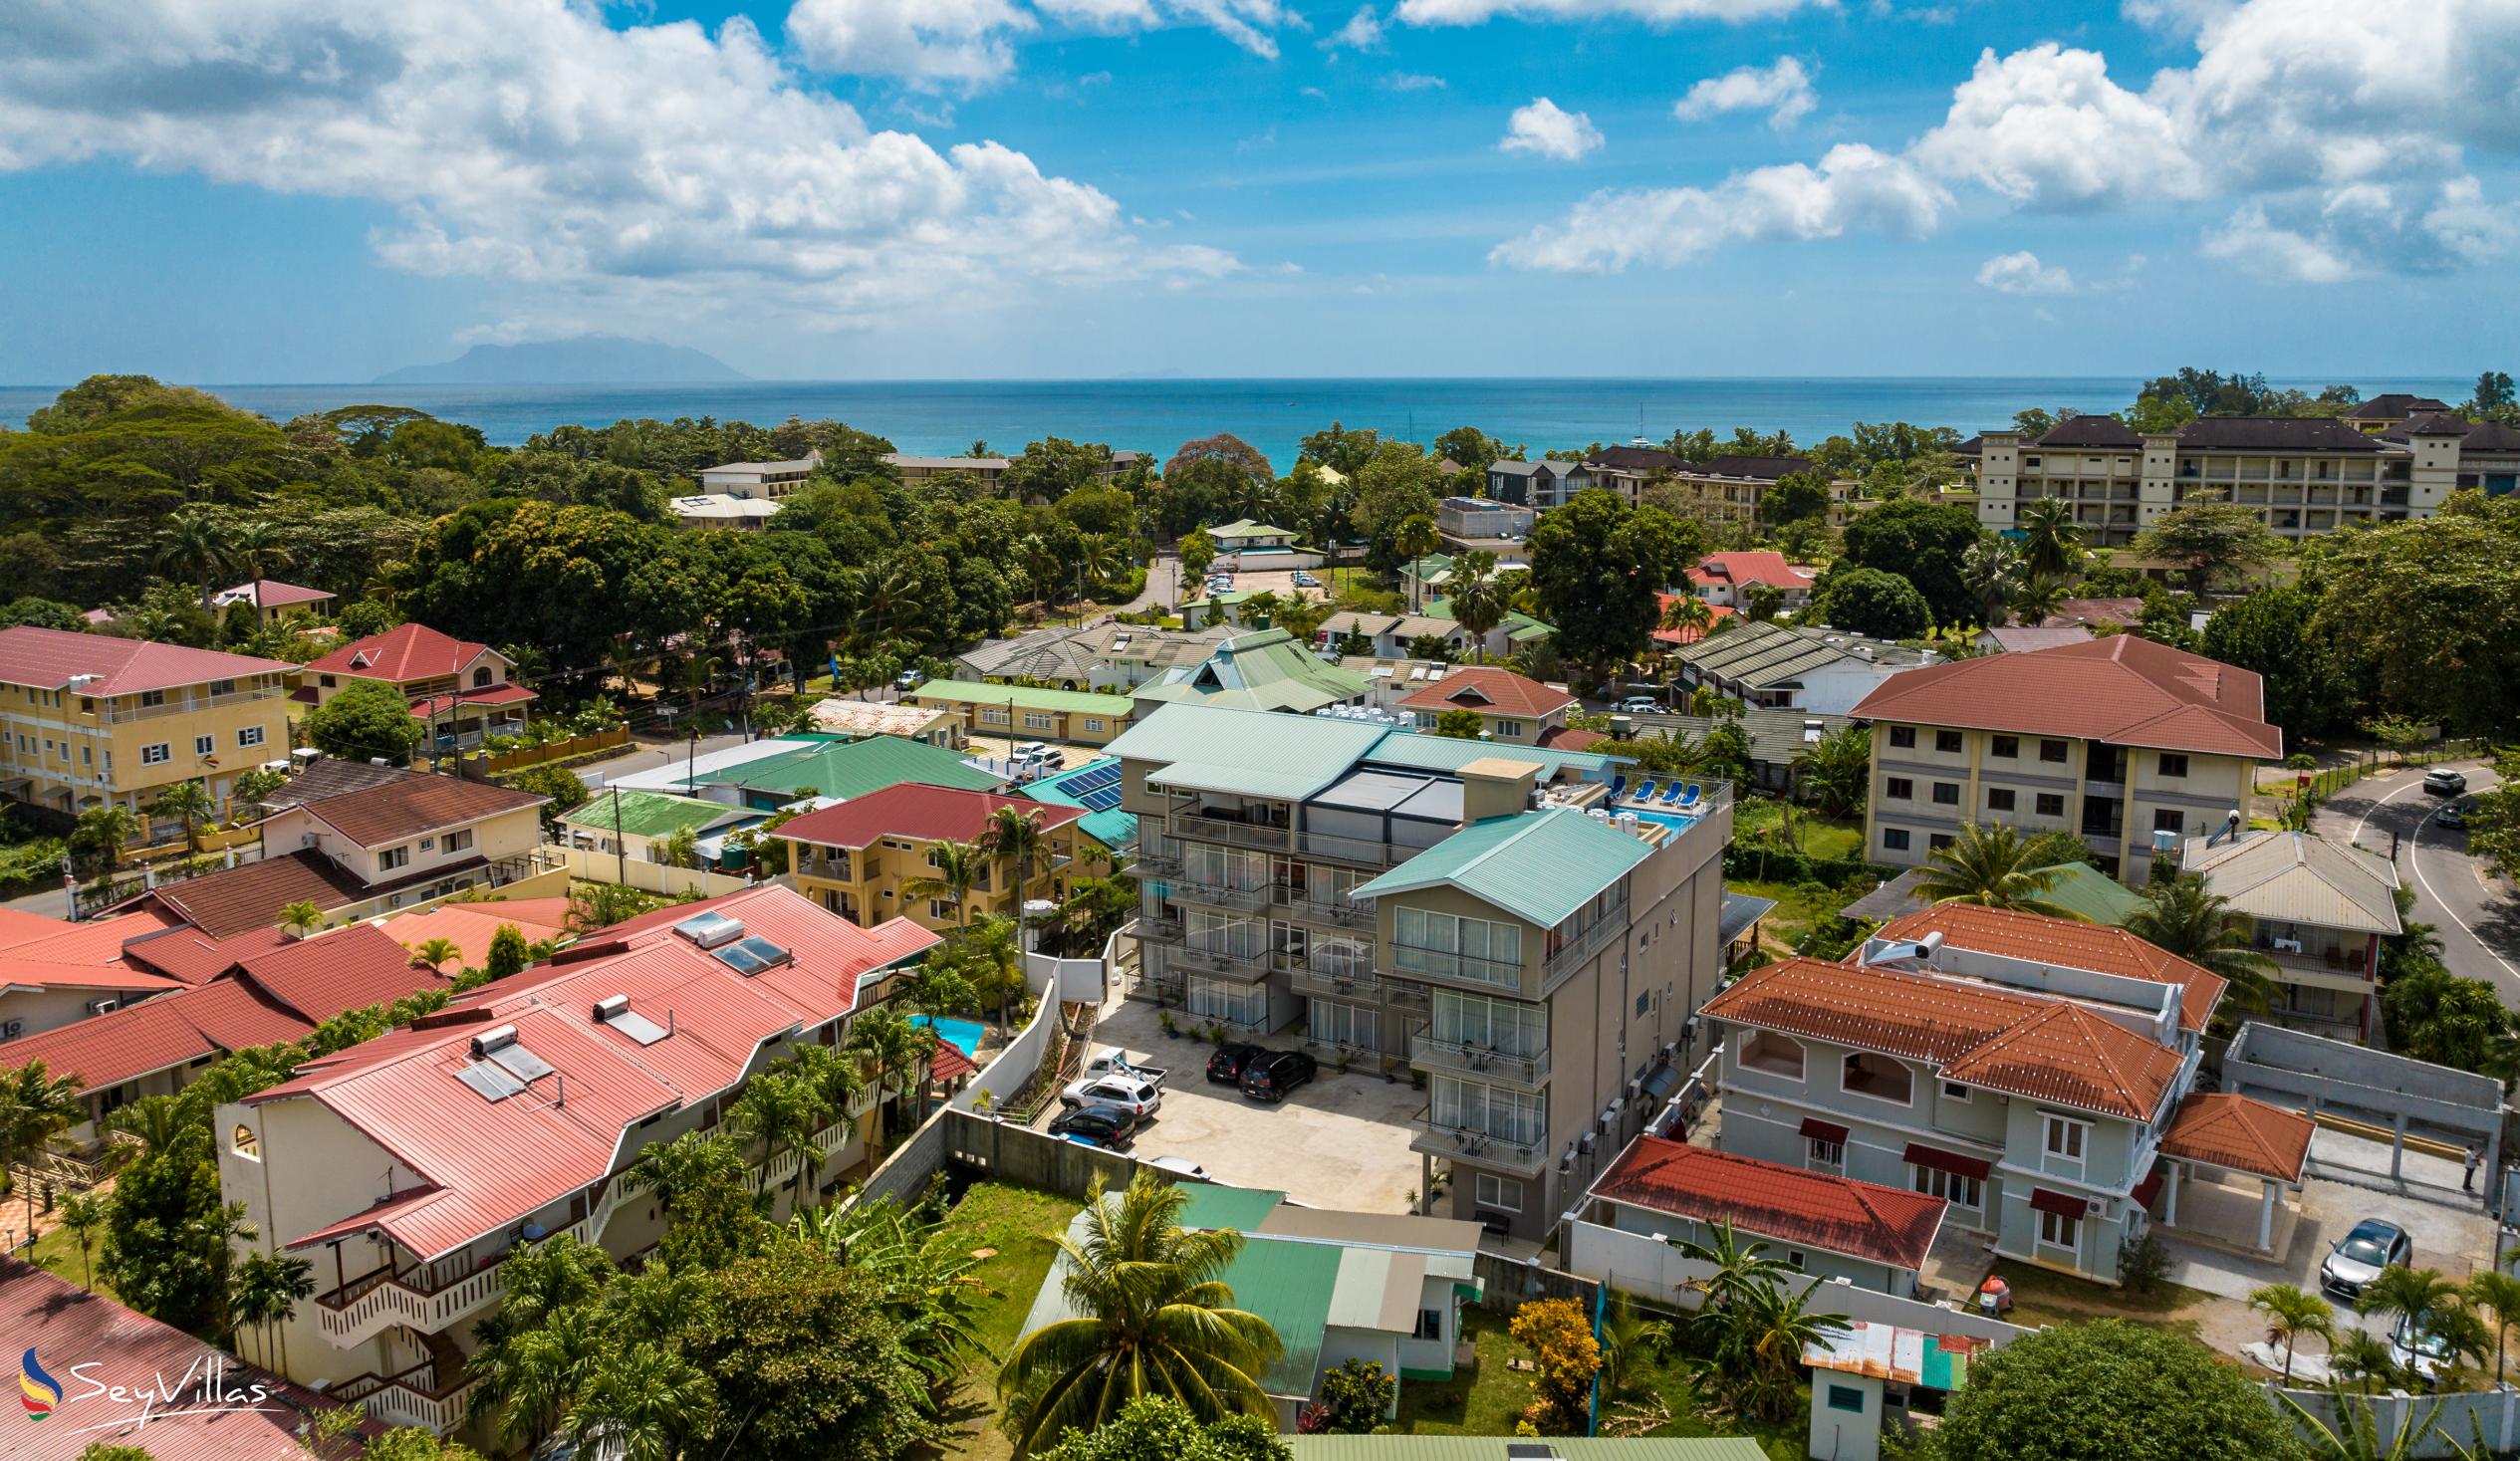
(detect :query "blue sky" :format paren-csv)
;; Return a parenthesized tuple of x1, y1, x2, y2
(3, 0, 2517, 383)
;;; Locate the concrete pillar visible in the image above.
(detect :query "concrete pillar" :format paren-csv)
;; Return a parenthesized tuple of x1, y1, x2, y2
(2394, 1111, 2408, 1181)
(2258, 1180, 2278, 1252)
(2164, 1162, 2180, 1227)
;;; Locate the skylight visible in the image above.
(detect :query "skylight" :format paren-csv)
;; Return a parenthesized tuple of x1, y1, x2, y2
(712, 934, 792, 976)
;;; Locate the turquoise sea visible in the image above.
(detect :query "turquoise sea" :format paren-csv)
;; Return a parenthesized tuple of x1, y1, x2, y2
(0, 377, 2469, 472)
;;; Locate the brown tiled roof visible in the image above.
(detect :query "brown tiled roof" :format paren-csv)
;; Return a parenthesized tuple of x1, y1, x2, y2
(1396, 667, 1577, 719)
(1588, 445, 1691, 473)
(1873, 903, 2226, 1034)
(1594, 1136, 1947, 1271)
(1694, 454, 1819, 481)
(139, 851, 373, 939)
(2176, 416, 2381, 452)
(1849, 635, 2281, 760)
(2350, 393, 2450, 422)
(255, 756, 413, 808)
(291, 769, 548, 848)
(1701, 956, 2185, 1120)
(2160, 1093, 2315, 1181)
(2036, 414, 2144, 448)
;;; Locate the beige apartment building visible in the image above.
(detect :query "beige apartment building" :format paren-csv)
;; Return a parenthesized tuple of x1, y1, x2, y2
(0, 626, 294, 824)
(1972, 412, 2520, 549)
(1850, 637, 2280, 884)
(1108, 703, 1734, 1240)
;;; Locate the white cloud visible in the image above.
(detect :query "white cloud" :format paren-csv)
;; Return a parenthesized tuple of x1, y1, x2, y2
(788, 0, 1033, 89)
(1385, 72, 1447, 91)
(1673, 57, 1816, 130)
(1910, 44, 2205, 209)
(1397, 0, 1818, 21)
(1324, 5, 1385, 49)
(1974, 250, 2076, 294)
(1492, 144, 1947, 270)
(1039, 0, 1290, 58)
(1501, 98, 1603, 161)
(0, 0, 1237, 334)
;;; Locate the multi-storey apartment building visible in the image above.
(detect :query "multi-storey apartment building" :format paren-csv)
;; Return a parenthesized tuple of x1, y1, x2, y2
(2178, 829, 2401, 1041)
(1851, 637, 2281, 883)
(215, 885, 939, 1435)
(1108, 703, 1733, 1239)
(775, 782, 1111, 935)
(698, 448, 822, 497)
(1972, 412, 2520, 548)
(1701, 916, 2316, 1284)
(0, 627, 294, 823)
(299, 622, 536, 751)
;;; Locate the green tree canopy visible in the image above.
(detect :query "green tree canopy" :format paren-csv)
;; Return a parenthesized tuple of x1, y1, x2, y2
(1811, 567, 1929, 639)
(1037, 1395, 1290, 1461)
(1836, 495, 1986, 626)
(1525, 489, 1702, 678)
(303, 679, 425, 765)
(1938, 1320, 2311, 1461)
(2311, 495, 2520, 736)
(2128, 502, 2283, 597)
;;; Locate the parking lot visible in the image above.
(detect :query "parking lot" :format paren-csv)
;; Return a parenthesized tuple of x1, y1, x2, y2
(1032, 993, 1425, 1214)
(1195, 567, 1332, 604)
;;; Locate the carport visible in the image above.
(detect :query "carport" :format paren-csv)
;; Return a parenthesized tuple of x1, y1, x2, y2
(2147, 1092, 2316, 1257)
(2222, 1022, 2507, 1207)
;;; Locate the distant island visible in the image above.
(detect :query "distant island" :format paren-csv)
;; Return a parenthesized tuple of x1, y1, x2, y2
(374, 336, 747, 384)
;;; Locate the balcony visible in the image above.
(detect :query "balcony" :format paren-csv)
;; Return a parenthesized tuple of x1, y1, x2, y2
(1169, 878, 1274, 914)
(101, 685, 282, 723)
(1290, 964, 1384, 1004)
(1409, 1105, 1549, 1175)
(1173, 812, 1291, 852)
(1135, 846, 1183, 876)
(1275, 889, 1377, 931)
(1542, 911, 1628, 986)
(1388, 942, 1526, 991)
(1412, 1036, 1551, 1087)
(316, 1254, 510, 1348)
(333, 1363, 480, 1435)
(1164, 943, 1272, 983)
(1136, 916, 1186, 945)
(1295, 828, 1422, 869)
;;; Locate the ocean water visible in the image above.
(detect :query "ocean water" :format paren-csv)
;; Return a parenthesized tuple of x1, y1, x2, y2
(0, 376, 2468, 472)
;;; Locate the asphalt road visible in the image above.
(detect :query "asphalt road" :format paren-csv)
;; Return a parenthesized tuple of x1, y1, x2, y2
(578, 727, 790, 788)
(2313, 760, 2519, 996)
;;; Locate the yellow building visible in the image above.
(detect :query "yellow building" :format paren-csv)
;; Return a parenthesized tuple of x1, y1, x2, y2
(0, 625, 294, 822)
(773, 783, 1110, 933)
(905, 679, 1136, 748)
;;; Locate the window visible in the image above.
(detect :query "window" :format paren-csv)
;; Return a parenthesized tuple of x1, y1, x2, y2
(1474, 1173, 1524, 1213)
(1393, 906, 1524, 987)
(1022, 712, 1056, 732)
(1886, 777, 1912, 800)
(2158, 753, 2188, 778)
(2038, 1208, 2082, 1252)
(1432, 1076, 1544, 1147)
(1739, 1030, 1804, 1080)
(1806, 1136, 1844, 1171)
(1928, 834, 1954, 851)
(378, 846, 410, 870)
(1827, 1384, 1867, 1414)
(2036, 793, 2066, 818)
(138, 689, 165, 708)
(1935, 730, 1964, 754)
(194, 734, 214, 756)
(230, 1123, 259, 1160)
(1084, 718, 1105, 734)
(2039, 739, 2069, 763)
(473, 665, 494, 687)
(1492, 719, 1524, 738)
(1912, 1165, 1984, 1213)
(2043, 1113, 2088, 1162)
(1991, 735, 2020, 758)
(1931, 783, 1960, 806)
(237, 725, 266, 748)
(1890, 726, 1916, 749)
(443, 828, 473, 853)
(1882, 828, 1910, 852)
(1986, 788, 2016, 813)
(1941, 1081, 1971, 1102)
(1785, 1250, 1807, 1272)
(1842, 1051, 1913, 1104)
(211, 679, 236, 696)
(1414, 1308, 1444, 1340)
(319, 674, 337, 688)
(1309, 1000, 1378, 1050)
(928, 898, 957, 920)
(140, 743, 171, 766)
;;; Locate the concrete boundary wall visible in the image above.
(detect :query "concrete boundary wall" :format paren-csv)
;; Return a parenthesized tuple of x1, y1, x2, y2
(546, 844, 754, 898)
(2270, 1383, 2520, 1458)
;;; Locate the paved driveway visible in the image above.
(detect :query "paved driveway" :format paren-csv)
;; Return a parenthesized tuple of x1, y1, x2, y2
(2313, 760, 2517, 995)
(1043, 995, 1427, 1215)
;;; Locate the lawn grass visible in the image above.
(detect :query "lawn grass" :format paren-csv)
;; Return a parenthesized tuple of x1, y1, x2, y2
(19, 1217, 118, 1302)
(1730, 797, 1864, 862)
(1724, 877, 1850, 948)
(930, 1182, 1088, 1461)
(1988, 1260, 2213, 1339)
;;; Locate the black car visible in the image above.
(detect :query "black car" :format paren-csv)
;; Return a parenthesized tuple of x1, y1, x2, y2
(1049, 1103, 1139, 1147)
(1240, 1050, 1318, 1102)
(1207, 1043, 1268, 1085)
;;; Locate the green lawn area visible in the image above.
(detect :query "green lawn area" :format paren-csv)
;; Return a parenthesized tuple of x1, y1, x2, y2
(1730, 798, 1864, 862)
(930, 1182, 1087, 1461)
(17, 1217, 118, 1302)
(1724, 878, 1851, 948)
(1987, 1260, 2213, 1340)
(1392, 1308, 1803, 1459)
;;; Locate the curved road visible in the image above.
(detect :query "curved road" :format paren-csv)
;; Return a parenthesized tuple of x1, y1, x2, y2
(2313, 760, 2519, 997)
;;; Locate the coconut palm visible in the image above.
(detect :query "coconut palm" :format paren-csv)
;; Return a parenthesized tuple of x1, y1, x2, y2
(1960, 537, 2024, 627)
(2249, 1282, 2337, 1384)
(1792, 723, 1871, 819)
(409, 936, 463, 974)
(1912, 823, 2086, 919)
(729, 1070, 830, 1216)
(1446, 551, 1506, 662)
(1394, 515, 1439, 573)
(905, 839, 989, 938)
(278, 899, 328, 938)
(1660, 592, 1714, 644)
(2010, 573, 2070, 627)
(1712, 1280, 1849, 1423)
(998, 1172, 1283, 1458)
(562, 1343, 715, 1461)
(2126, 874, 2278, 1014)
(622, 1129, 749, 1223)
(154, 507, 232, 608)
(2331, 1328, 2400, 1392)
(2364, 1265, 2466, 1355)
(69, 804, 142, 874)
(58, 1191, 106, 1288)
(2465, 1269, 2520, 1385)
(2016, 497, 2087, 584)
(846, 1005, 934, 1158)
(982, 805, 1050, 970)
(1, 1061, 85, 1238)
(1078, 533, 1124, 595)
(145, 779, 218, 854)
(227, 1250, 314, 1369)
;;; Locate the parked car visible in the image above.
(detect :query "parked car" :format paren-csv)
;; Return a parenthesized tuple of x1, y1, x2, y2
(1206, 1043, 1268, 1085)
(2320, 1217, 2413, 1302)
(2439, 801, 2469, 830)
(2390, 1315, 2456, 1383)
(1618, 695, 1661, 715)
(1081, 1049, 1168, 1087)
(2424, 768, 2469, 797)
(1145, 1155, 1211, 1181)
(1049, 1104, 1138, 1147)
(1060, 1076, 1161, 1117)
(1291, 571, 1320, 588)
(1240, 1050, 1318, 1102)
(895, 670, 924, 692)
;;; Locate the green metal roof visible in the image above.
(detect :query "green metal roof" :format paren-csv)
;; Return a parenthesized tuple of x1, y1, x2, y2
(701, 736, 1007, 799)
(1365, 730, 1613, 779)
(1172, 1184, 1287, 1232)
(1217, 1235, 1342, 1397)
(1287, 1440, 1768, 1461)
(1355, 806, 1649, 928)
(557, 789, 748, 841)
(1107, 702, 1388, 801)
(1133, 628, 1371, 716)
(1209, 518, 1297, 540)
(1420, 599, 1554, 641)
(2032, 860, 2150, 927)
(907, 679, 1137, 716)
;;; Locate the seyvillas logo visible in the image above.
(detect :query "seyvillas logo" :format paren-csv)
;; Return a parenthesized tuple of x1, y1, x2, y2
(19, 1348, 62, 1419)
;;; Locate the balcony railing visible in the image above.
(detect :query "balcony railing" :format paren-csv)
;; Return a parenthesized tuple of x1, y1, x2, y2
(1410, 1104, 1549, 1174)
(1412, 1036, 1551, 1086)
(1136, 916, 1185, 945)
(1168, 879, 1274, 914)
(1388, 942, 1526, 991)
(332, 1362, 479, 1435)
(1274, 889, 1376, 931)
(100, 685, 282, 723)
(1290, 965, 1383, 1004)
(1295, 829, 1421, 869)
(1173, 813, 1291, 852)
(1163, 943, 1271, 982)
(1542, 910, 1628, 985)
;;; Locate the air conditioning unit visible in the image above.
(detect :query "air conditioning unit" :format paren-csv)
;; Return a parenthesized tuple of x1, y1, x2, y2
(1, 1019, 22, 1039)
(87, 999, 119, 1015)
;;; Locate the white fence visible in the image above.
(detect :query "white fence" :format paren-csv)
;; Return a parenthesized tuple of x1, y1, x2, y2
(1025, 951, 1106, 1006)
(950, 973, 1065, 1115)
(2270, 1383, 2520, 1457)
(545, 844, 754, 898)
(1563, 1218, 2036, 1347)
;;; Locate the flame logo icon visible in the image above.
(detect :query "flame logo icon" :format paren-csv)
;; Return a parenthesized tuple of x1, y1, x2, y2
(19, 1347, 62, 1419)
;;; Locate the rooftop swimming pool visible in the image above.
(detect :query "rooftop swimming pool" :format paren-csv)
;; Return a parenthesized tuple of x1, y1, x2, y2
(910, 1015, 985, 1059)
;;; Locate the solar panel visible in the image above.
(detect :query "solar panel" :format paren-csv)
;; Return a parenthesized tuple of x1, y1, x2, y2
(714, 942, 767, 975)
(489, 1043, 555, 1083)
(609, 1010, 670, 1045)
(456, 1062, 526, 1101)
(1080, 786, 1124, 812)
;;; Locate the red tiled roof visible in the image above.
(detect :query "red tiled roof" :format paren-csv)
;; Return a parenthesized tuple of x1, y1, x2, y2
(1395, 666, 1577, 719)
(1684, 552, 1814, 591)
(136, 851, 372, 939)
(1536, 726, 1609, 752)
(1873, 903, 2227, 1034)
(1849, 635, 2283, 760)
(1594, 1135, 1947, 1271)
(0, 625, 293, 696)
(305, 621, 503, 682)
(409, 681, 538, 717)
(377, 897, 575, 971)
(1701, 956, 2186, 1120)
(285, 767, 548, 847)
(249, 885, 940, 1261)
(121, 925, 290, 984)
(930, 1043, 977, 1082)
(774, 782, 1087, 851)
(231, 923, 450, 1023)
(2160, 1093, 2315, 1182)
(0, 1253, 372, 1460)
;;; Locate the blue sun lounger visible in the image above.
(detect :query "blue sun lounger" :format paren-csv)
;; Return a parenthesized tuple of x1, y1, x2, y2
(1658, 782, 1685, 806)
(1631, 779, 1657, 803)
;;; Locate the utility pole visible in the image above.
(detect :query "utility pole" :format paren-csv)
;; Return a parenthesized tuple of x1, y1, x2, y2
(612, 784, 629, 886)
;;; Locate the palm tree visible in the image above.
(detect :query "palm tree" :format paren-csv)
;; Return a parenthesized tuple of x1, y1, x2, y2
(278, 899, 328, 938)
(1911, 823, 2085, 919)
(562, 1343, 715, 1461)
(57, 1191, 106, 1288)
(905, 839, 989, 938)
(409, 936, 463, 974)
(1719, 1281, 1849, 1423)
(2465, 1269, 2520, 1386)
(2249, 1282, 2336, 1383)
(1, 1061, 85, 1237)
(145, 779, 218, 854)
(226, 517, 286, 583)
(2365, 1265, 2465, 1357)
(1394, 516, 1439, 580)
(846, 1007, 933, 1159)
(154, 507, 232, 608)
(227, 1250, 314, 1369)
(1078, 533, 1123, 596)
(730, 1071, 830, 1217)
(998, 1173, 1283, 1457)
(622, 1129, 749, 1223)
(803, 1194, 992, 1389)
(2011, 573, 2069, 627)
(680, 648, 724, 714)
(1961, 537, 2024, 627)
(1668, 1217, 1792, 1312)
(69, 804, 142, 874)
(1660, 592, 1714, 645)
(781, 1044, 867, 1129)
(2017, 497, 2087, 584)
(1446, 551, 1506, 662)
(2331, 1328, 2400, 1392)
(1792, 724, 1871, 819)
(471, 1301, 611, 1452)
(2127, 875, 2278, 1014)
(983, 805, 1050, 980)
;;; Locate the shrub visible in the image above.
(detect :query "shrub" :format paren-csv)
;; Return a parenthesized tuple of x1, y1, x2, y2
(2118, 1230, 2172, 1295)
(1300, 1358, 1394, 1434)
(1509, 1299, 1602, 1434)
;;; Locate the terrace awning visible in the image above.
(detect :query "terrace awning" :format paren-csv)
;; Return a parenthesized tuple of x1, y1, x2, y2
(1902, 1142, 1992, 1183)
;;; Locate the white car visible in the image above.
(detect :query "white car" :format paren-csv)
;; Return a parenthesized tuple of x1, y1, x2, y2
(1061, 1077, 1161, 1117)
(1618, 695, 1662, 714)
(1145, 1155, 1211, 1181)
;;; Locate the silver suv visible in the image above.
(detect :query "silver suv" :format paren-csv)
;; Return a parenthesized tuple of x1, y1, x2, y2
(2423, 768, 2468, 797)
